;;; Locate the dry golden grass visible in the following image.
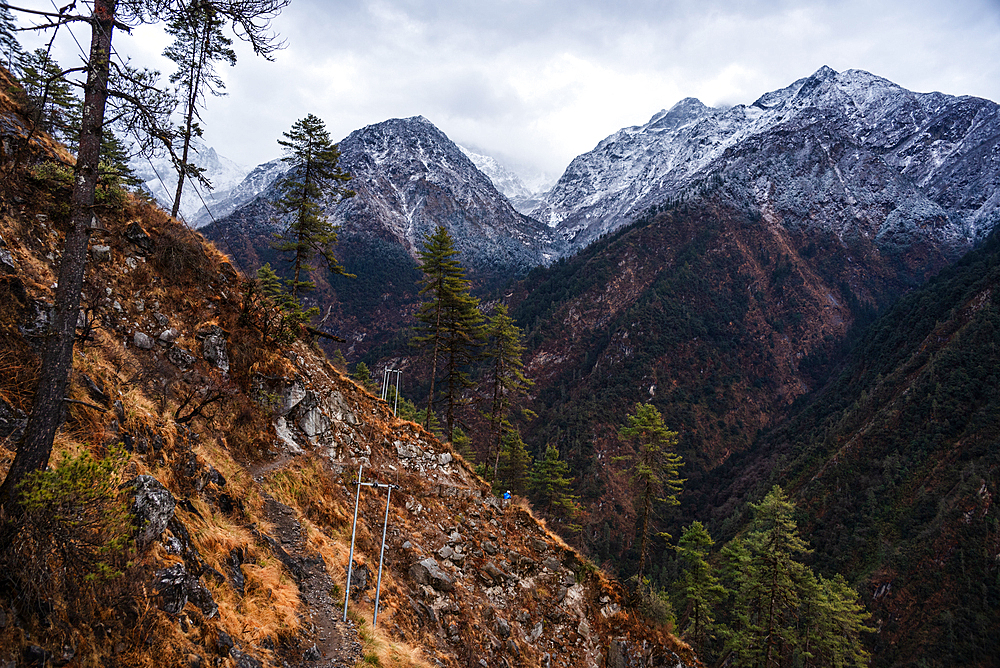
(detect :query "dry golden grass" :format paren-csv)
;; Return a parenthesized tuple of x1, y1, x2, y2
(265, 457, 353, 530)
(224, 555, 301, 645)
(348, 609, 436, 668)
(0, 340, 37, 410)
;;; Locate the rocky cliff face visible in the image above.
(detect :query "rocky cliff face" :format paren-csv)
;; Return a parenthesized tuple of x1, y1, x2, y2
(534, 66, 1000, 252)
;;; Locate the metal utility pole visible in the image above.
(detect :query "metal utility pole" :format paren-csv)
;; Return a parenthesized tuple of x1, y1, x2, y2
(343, 464, 363, 622)
(380, 368, 402, 416)
(372, 483, 392, 627)
(342, 466, 399, 627)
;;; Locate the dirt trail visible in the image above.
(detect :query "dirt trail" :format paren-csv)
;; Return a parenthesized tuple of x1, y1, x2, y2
(260, 495, 363, 668)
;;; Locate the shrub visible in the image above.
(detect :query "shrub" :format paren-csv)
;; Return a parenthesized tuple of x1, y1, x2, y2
(4, 446, 139, 624)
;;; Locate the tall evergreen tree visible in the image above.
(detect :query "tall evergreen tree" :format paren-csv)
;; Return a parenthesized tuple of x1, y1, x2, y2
(482, 304, 532, 477)
(412, 226, 483, 442)
(0, 5, 22, 71)
(163, 1, 237, 218)
(674, 521, 726, 648)
(617, 403, 685, 577)
(272, 113, 354, 300)
(529, 445, 579, 517)
(720, 486, 871, 668)
(728, 486, 812, 668)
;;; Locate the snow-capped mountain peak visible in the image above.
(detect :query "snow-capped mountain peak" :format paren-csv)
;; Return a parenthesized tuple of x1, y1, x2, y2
(533, 66, 1000, 250)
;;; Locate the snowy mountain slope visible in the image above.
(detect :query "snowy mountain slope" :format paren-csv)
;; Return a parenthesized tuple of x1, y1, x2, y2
(130, 139, 250, 224)
(190, 158, 285, 227)
(457, 145, 546, 214)
(204, 116, 565, 285)
(534, 66, 1000, 251)
(330, 116, 565, 274)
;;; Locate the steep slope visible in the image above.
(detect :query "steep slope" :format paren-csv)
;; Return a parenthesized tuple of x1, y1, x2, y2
(508, 181, 957, 571)
(0, 68, 691, 668)
(201, 116, 565, 360)
(535, 67, 1000, 251)
(702, 228, 1000, 667)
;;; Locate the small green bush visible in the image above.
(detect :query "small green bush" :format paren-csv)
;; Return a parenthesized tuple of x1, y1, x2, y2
(8, 446, 137, 623)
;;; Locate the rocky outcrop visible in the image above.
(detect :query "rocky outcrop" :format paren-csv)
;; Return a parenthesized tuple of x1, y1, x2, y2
(152, 563, 218, 618)
(127, 475, 176, 548)
(409, 558, 455, 592)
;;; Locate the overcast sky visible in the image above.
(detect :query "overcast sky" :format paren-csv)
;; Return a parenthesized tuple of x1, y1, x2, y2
(13, 0, 1000, 186)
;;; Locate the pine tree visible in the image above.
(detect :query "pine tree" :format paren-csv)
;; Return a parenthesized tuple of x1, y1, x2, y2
(529, 445, 579, 517)
(727, 486, 811, 668)
(0, 5, 22, 72)
(412, 226, 483, 442)
(720, 485, 872, 668)
(255, 263, 318, 342)
(351, 362, 377, 393)
(674, 521, 726, 648)
(273, 113, 354, 300)
(482, 304, 532, 479)
(495, 425, 532, 496)
(163, 2, 237, 218)
(18, 48, 77, 143)
(617, 403, 685, 577)
(798, 573, 872, 668)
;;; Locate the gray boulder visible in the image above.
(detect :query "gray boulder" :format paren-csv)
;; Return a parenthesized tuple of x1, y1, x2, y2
(409, 558, 454, 591)
(158, 328, 180, 343)
(152, 563, 217, 618)
(124, 221, 154, 255)
(480, 561, 509, 584)
(396, 441, 423, 458)
(201, 334, 229, 373)
(230, 649, 262, 668)
(0, 235, 16, 273)
(133, 332, 154, 350)
(166, 346, 196, 370)
(127, 475, 176, 547)
(90, 245, 111, 263)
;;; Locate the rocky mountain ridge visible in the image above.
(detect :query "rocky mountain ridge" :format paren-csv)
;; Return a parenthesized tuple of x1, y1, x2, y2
(204, 116, 565, 279)
(457, 145, 548, 214)
(534, 66, 1000, 251)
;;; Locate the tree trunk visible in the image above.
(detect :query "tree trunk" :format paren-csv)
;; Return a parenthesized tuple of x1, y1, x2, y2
(637, 478, 652, 578)
(423, 288, 442, 431)
(0, 0, 116, 512)
(490, 355, 503, 480)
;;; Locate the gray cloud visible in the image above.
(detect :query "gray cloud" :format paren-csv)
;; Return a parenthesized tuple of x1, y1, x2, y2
(13, 0, 1000, 182)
